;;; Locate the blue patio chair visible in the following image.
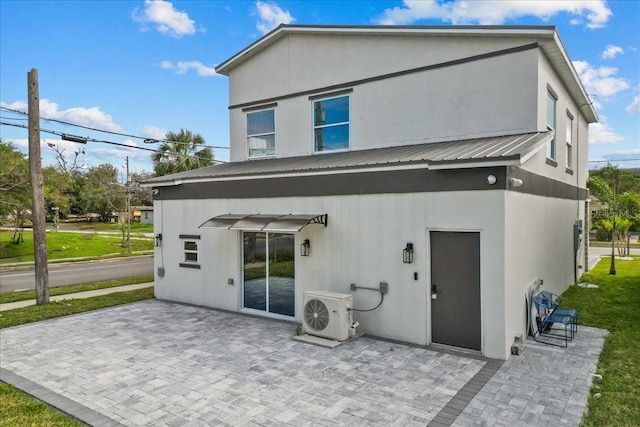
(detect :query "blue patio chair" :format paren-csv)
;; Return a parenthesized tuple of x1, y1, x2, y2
(539, 290, 578, 336)
(533, 295, 574, 348)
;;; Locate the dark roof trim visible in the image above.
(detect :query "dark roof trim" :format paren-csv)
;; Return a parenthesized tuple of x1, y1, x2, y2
(242, 102, 278, 113)
(308, 88, 353, 101)
(229, 43, 539, 111)
(156, 166, 587, 201)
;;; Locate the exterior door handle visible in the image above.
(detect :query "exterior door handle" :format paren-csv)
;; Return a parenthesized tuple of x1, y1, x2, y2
(431, 284, 437, 294)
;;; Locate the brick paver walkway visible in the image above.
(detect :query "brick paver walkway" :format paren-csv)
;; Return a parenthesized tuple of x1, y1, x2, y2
(0, 300, 605, 426)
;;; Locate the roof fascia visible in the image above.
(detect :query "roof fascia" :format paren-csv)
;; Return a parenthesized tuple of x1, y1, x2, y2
(540, 32, 598, 123)
(215, 24, 557, 76)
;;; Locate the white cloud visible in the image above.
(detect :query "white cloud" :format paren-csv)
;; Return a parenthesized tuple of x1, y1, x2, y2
(1, 99, 122, 132)
(573, 60, 629, 101)
(589, 122, 625, 144)
(602, 44, 623, 59)
(254, 1, 294, 35)
(375, 0, 612, 29)
(160, 60, 217, 77)
(625, 96, 640, 115)
(133, 0, 198, 38)
(142, 125, 168, 140)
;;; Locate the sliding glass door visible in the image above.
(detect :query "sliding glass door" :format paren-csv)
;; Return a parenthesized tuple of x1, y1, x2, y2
(243, 232, 295, 317)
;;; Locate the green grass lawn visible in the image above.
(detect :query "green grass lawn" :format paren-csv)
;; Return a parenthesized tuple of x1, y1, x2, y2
(0, 275, 153, 304)
(60, 221, 153, 232)
(0, 229, 153, 264)
(0, 287, 154, 329)
(561, 256, 640, 426)
(0, 383, 84, 427)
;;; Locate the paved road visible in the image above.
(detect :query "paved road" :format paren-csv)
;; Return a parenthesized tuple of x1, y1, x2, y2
(588, 245, 640, 257)
(0, 256, 153, 293)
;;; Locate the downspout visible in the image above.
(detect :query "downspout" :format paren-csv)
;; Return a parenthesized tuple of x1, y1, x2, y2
(575, 113, 580, 284)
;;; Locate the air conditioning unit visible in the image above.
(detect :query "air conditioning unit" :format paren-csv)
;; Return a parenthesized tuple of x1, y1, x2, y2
(302, 291, 354, 341)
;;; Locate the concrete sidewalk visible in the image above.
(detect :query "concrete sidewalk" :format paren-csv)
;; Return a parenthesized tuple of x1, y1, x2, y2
(0, 283, 153, 312)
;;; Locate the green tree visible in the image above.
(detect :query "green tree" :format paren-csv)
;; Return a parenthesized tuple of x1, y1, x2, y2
(79, 164, 124, 221)
(151, 129, 213, 176)
(129, 171, 155, 207)
(43, 166, 74, 218)
(588, 166, 640, 273)
(0, 140, 30, 227)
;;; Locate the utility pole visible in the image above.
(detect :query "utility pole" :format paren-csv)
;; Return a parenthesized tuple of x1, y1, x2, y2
(610, 191, 616, 275)
(28, 68, 49, 304)
(126, 156, 131, 254)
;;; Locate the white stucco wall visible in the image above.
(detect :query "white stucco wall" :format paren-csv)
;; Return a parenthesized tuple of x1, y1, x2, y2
(153, 188, 510, 359)
(503, 191, 586, 348)
(228, 36, 540, 162)
(228, 34, 538, 105)
(529, 51, 590, 188)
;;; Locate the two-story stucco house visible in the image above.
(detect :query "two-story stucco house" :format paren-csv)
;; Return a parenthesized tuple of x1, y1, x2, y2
(143, 25, 597, 360)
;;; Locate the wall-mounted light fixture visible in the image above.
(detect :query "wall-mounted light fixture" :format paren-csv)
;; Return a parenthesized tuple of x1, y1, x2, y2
(509, 177, 524, 188)
(487, 175, 497, 185)
(155, 233, 162, 247)
(403, 243, 414, 264)
(301, 239, 310, 256)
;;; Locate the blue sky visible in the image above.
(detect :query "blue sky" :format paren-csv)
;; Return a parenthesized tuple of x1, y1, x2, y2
(1, 0, 638, 176)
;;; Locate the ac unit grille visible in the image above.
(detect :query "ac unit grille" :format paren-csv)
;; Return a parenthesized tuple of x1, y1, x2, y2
(303, 298, 330, 331)
(302, 291, 353, 341)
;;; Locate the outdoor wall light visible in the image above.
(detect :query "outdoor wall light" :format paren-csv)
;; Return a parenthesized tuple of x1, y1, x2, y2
(301, 239, 310, 257)
(509, 177, 524, 187)
(403, 243, 414, 264)
(487, 175, 497, 185)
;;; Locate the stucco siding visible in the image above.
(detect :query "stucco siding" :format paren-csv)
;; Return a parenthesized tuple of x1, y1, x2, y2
(153, 189, 508, 359)
(230, 47, 539, 161)
(528, 50, 590, 188)
(503, 191, 586, 351)
(228, 34, 539, 106)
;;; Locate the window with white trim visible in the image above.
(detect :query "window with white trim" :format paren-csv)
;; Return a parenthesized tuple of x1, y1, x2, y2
(565, 111, 573, 170)
(546, 90, 557, 162)
(179, 235, 200, 268)
(313, 95, 349, 152)
(247, 109, 275, 158)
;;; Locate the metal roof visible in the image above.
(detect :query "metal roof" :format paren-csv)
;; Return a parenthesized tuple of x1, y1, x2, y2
(144, 132, 551, 186)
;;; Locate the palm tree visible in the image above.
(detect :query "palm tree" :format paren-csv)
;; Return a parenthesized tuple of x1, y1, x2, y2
(151, 129, 214, 176)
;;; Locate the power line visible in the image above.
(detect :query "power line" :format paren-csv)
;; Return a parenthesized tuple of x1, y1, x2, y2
(0, 120, 227, 164)
(589, 158, 640, 163)
(0, 105, 230, 150)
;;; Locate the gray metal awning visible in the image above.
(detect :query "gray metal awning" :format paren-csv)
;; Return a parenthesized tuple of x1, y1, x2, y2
(199, 214, 328, 232)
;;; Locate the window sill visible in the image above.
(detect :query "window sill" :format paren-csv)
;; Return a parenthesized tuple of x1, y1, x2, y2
(179, 263, 201, 269)
(565, 168, 574, 175)
(248, 154, 276, 160)
(314, 148, 350, 155)
(546, 158, 558, 167)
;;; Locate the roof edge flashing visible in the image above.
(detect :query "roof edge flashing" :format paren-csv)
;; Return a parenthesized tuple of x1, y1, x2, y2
(216, 24, 557, 75)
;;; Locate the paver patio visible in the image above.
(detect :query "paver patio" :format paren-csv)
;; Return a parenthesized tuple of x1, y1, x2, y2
(0, 300, 605, 426)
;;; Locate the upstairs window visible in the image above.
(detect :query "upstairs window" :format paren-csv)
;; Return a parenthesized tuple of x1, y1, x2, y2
(247, 109, 275, 158)
(313, 95, 349, 152)
(546, 90, 557, 162)
(565, 111, 574, 170)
